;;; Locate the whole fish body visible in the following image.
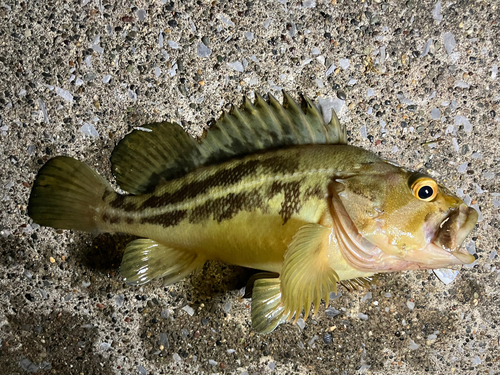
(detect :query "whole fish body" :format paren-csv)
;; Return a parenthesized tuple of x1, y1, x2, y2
(28, 92, 477, 333)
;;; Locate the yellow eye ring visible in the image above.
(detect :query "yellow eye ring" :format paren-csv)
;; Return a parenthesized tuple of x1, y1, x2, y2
(411, 178, 438, 201)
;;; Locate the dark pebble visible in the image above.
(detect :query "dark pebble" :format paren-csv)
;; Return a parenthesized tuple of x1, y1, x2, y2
(407, 105, 417, 112)
(384, 100, 391, 105)
(201, 317, 210, 326)
(490, 110, 496, 118)
(337, 90, 346, 100)
(401, 121, 408, 128)
(332, 83, 340, 90)
(168, 19, 177, 27)
(323, 333, 332, 344)
(325, 308, 341, 317)
(25, 293, 34, 302)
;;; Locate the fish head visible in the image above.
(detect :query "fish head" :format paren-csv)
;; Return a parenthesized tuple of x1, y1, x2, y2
(333, 162, 478, 271)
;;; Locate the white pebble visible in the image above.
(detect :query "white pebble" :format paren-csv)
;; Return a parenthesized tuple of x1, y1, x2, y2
(409, 339, 420, 350)
(296, 318, 305, 329)
(80, 123, 99, 137)
(442, 32, 456, 55)
(432, 1, 443, 23)
(458, 162, 468, 173)
(222, 301, 232, 313)
(339, 58, 349, 69)
(56, 87, 73, 102)
(197, 42, 211, 58)
(182, 305, 195, 316)
(325, 63, 336, 77)
(358, 313, 369, 320)
(360, 125, 367, 139)
(431, 107, 441, 120)
(422, 39, 433, 56)
(406, 301, 415, 310)
(227, 61, 244, 72)
(167, 40, 179, 49)
(434, 269, 459, 285)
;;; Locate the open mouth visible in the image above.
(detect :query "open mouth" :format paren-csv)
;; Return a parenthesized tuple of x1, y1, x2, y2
(432, 204, 478, 264)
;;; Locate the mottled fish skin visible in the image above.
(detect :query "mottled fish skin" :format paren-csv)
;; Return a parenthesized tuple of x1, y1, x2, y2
(98, 144, 380, 273)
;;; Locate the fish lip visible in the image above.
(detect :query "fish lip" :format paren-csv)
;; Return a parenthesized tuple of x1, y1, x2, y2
(431, 204, 478, 265)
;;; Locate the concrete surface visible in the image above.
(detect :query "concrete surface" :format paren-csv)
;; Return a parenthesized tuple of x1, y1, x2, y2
(0, 0, 499, 374)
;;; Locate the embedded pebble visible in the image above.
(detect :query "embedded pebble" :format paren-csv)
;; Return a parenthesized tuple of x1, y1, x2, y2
(55, 87, 73, 102)
(406, 301, 415, 310)
(458, 162, 468, 173)
(325, 307, 341, 317)
(358, 313, 368, 320)
(227, 61, 244, 72)
(296, 318, 305, 329)
(360, 125, 368, 138)
(431, 107, 441, 120)
(197, 42, 211, 58)
(80, 123, 99, 137)
(339, 58, 350, 69)
(442, 32, 456, 55)
(432, 1, 443, 23)
(182, 305, 195, 316)
(409, 339, 420, 350)
(167, 40, 179, 49)
(434, 269, 459, 285)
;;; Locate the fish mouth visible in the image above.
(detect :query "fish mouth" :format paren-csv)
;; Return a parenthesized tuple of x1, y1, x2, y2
(427, 204, 478, 266)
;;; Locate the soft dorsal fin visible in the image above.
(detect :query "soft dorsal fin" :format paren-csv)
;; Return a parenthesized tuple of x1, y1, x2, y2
(111, 91, 347, 195)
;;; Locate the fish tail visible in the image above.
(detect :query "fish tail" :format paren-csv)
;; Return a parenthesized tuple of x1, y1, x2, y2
(28, 156, 114, 233)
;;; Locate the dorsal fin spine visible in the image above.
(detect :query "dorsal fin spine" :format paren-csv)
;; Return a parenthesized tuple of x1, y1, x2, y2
(110, 91, 347, 195)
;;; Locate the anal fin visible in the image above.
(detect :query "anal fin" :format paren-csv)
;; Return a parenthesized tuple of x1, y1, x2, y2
(120, 239, 205, 285)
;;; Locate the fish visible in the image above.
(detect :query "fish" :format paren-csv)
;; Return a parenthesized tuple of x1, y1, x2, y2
(28, 92, 478, 334)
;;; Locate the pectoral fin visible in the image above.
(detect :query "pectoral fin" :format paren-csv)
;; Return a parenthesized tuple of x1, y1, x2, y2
(250, 224, 339, 334)
(120, 239, 205, 285)
(281, 224, 339, 322)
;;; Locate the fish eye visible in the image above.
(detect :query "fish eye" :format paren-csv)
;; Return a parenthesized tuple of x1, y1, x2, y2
(410, 177, 438, 202)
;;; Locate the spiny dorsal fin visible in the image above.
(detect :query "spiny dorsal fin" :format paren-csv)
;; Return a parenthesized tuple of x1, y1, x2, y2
(111, 91, 347, 195)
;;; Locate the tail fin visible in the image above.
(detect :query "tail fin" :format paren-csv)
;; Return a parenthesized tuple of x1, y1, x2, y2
(28, 156, 114, 233)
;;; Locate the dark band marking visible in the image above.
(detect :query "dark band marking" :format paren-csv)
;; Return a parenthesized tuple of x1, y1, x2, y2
(304, 185, 325, 200)
(189, 191, 263, 224)
(109, 194, 137, 212)
(102, 190, 112, 201)
(269, 180, 302, 224)
(260, 155, 299, 175)
(140, 210, 187, 227)
(102, 213, 121, 224)
(140, 159, 260, 209)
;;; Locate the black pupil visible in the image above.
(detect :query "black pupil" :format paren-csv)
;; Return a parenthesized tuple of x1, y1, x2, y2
(418, 186, 434, 199)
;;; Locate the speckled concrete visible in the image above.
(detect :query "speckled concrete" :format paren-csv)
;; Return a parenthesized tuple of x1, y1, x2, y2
(1, 0, 499, 374)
